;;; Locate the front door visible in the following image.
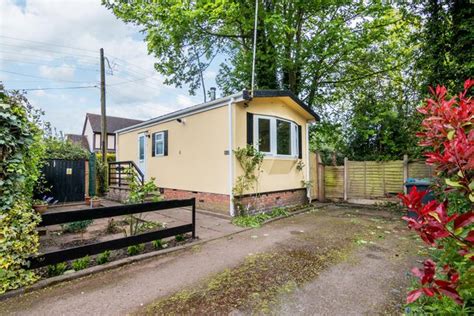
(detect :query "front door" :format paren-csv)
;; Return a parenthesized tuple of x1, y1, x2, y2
(138, 133, 147, 177)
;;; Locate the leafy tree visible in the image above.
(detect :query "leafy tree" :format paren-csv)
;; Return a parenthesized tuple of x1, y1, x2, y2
(417, 0, 474, 92)
(104, 1, 424, 161)
(103, 1, 412, 97)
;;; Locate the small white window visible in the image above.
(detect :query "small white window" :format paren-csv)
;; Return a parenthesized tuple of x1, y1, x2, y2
(107, 135, 115, 150)
(254, 115, 299, 157)
(94, 134, 101, 149)
(154, 132, 165, 156)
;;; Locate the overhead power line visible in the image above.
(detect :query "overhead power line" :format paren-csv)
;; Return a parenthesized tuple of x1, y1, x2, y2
(0, 57, 99, 72)
(1, 43, 98, 60)
(0, 69, 97, 84)
(14, 85, 98, 91)
(0, 35, 98, 54)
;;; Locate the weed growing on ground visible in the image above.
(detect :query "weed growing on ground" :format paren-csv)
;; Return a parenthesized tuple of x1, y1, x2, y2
(127, 244, 145, 256)
(152, 239, 164, 249)
(232, 207, 289, 228)
(175, 234, 185, 242)
(96, 251, 111, 265)
(47, 262, 67, 277)
(72, 256, 90, 271)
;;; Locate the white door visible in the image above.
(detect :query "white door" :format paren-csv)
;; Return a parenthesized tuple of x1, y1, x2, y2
(138, 133, 147, 177)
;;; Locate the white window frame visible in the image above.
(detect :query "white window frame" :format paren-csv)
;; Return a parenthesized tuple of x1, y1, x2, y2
(253, 115, 298, 158)
(138, 134, 146, 162)
(154, 132, 165, 156)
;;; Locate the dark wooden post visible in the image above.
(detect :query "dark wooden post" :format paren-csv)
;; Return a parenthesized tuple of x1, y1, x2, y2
(192, 198, 196, 239)
(118, 164, 121, 187)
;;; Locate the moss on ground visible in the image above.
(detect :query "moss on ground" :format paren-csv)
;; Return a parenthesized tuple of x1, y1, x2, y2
(142, 248, 347, 315)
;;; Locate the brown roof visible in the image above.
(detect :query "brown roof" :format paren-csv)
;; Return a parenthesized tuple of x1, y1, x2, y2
(84, 113, 143, 134)
(65, 134, 89, 151)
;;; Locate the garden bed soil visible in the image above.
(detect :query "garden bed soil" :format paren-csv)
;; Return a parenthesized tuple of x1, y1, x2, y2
(36, 234, 194, 279)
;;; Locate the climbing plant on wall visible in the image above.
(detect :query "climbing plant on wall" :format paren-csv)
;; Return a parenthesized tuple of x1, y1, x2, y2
(233, 145, 264, 215)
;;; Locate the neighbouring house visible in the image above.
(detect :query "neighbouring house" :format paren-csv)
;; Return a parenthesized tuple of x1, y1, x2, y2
(78, 113, 143, 153)
(64, 133, 90, 151)
(114, 90, 319, 216)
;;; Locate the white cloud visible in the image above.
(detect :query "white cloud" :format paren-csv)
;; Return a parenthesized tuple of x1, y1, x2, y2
(0, 0, 206, 134)
(176, 94, 195, 107)
(38, 64, 75, 81)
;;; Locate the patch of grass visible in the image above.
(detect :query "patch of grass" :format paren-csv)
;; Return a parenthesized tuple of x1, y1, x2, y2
(96, 251, 111, 265)
(232, 207, 289, 228)
(72, 256, 90, 271)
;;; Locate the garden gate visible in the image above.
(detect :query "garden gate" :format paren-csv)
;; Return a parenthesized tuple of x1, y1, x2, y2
(41, 159, 86, 202)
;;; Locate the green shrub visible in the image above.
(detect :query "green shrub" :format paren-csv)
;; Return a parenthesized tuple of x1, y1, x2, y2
(127, 244, 145, 256)
(43, 137, 89, 160)
(175, 234, 185, 242)
(0, 89, 45, 293)
(96, 251, 111, 265)
(62, 220, 93, 233)
(152, 240, 164, 249)
(96, 160, 108, 197)
(72, 256, 90, 271)
(47, 262, 67, 277)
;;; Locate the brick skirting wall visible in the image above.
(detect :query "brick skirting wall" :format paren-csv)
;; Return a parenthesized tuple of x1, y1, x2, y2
(236, 188, 308, 214)
(162, 188, 230, 215)
(108, 186, 308, 216)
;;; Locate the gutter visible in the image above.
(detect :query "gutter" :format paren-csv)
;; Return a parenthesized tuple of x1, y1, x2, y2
(228, 97, 235, 217)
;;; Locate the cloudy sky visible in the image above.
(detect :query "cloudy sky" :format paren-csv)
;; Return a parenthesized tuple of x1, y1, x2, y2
(0, 0, 219, 134)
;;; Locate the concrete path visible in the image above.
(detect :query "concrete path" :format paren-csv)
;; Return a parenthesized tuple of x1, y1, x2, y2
(0, 205, 420, 315)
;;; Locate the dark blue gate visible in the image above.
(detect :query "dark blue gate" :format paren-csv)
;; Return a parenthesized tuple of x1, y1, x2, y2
(41, 159, 86, 202)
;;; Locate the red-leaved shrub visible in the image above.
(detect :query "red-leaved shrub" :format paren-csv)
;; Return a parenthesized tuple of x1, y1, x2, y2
(399, 79, 473, 307)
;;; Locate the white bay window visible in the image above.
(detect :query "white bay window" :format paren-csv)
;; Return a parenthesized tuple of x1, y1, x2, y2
(253, 115, 300, 157)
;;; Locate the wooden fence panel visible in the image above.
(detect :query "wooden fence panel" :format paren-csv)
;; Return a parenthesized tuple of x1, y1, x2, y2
(324, 166, 344, 199)
(320, 157, 432, 201)
(348, 161, 366, 198)
(383, 161, 404, 194)
(408, 161, 434, 179)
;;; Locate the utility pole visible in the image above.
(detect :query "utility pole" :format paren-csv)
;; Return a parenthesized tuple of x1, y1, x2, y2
(100, 48, 107, 164)
(250, 0, 259, 96)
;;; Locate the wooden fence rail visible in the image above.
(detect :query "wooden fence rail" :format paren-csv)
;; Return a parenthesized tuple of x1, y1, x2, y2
(28, 198, 196, 269)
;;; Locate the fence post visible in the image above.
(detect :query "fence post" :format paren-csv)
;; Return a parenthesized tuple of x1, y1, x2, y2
(191, 198, 196, 239)
(403, 154, 408, 194)
(343, 157, 348, 201)
(85, 160, 90, 198)
(89, 153, 96, 197)
(317, 153, 325, 202)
